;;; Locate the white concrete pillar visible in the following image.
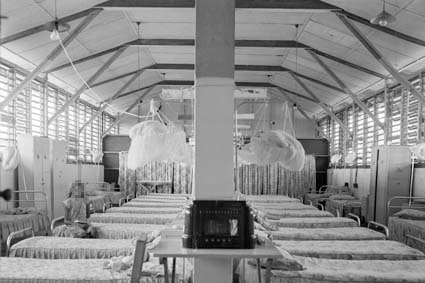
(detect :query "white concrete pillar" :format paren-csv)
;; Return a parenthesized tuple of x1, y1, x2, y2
(193, 0, 235, 282)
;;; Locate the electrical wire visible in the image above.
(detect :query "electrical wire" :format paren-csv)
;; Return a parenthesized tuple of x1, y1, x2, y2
(56, 33, 155, 119)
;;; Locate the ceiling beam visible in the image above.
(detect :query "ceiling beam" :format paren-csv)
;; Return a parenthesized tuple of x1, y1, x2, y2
(46, 38, 384, 80)
(0, 8, 102, 45)
(337, 10, 425, 47)
(0, 9, 102, 111)
(307, 49, 385, 130)
(47, 46, 127, 125)
(288, 71, 352, 137)
(271, 85, 332, 107)
(79, 69, 145, 133)
(90, 63, 343, 93)
(102, 85, 156, 137)
(337, 13, 425, 106)
(308, 48, 387, 79)
(97, 0, 339, 10)
(275, 88, 327, 138)
(46, 39, 309, 73)
(45, 41, 137, 73)
(114, 79, 324, 105)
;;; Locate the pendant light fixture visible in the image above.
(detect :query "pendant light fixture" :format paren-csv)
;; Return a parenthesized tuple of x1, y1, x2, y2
(45, 0, 70, 40)
(370, 0, 396, 27)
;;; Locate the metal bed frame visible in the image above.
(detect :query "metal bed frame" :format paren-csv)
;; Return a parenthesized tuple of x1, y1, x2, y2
(6, 190, 49, 214)
(387, 196, 425, 246)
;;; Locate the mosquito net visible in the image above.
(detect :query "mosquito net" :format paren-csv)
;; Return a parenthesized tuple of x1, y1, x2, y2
(238, 103, 305, 171)
(2, 146, 20, 171)
(127, 120, 192, 169)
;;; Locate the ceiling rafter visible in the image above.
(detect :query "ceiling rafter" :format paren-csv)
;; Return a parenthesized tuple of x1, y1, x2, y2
(0, 8, 103, 45)
(87, 63, 343, 93)
(96, 0, 339, 10)
(112, 79, 326, 106)
(337, 10, 425, 47)
(45, 39, 384, 81)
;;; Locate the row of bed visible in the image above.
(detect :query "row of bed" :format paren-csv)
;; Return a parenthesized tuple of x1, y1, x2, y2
(2, 188, 425, 282)
(0, 183, 128, 254)
(0, 192, 192, 283)
(242, 194, 425, 283)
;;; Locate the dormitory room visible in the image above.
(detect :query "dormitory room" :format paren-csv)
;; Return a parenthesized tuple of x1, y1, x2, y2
(2, 0, 425, 282)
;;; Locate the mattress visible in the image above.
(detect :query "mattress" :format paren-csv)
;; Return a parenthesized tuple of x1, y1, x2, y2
(123, 202, 184, 208)
(89, 213, 177, 225)
(241, 257, 425, 283)
(131, 198, 187, 204)
(92, 223, 168, 240)
(0, 213, 50, 244)
(106, 191, 125, 205)
(9, 237, 135, 259)
(270, 227, 385, 241)
(265, 210, 333, 218)
(273, 240, 425, 260)
(325, 199, 362, 217)
(148, 193, 189, 198)
(106, 207, 183, 215)
(269, 217, 358, 228)
(389, 216, 425, 253)
(304, 193, 331, 204)
(244, 195, 300, 202)
(252, 203, 318, 211)
(248, 199, 301, 204)
(87, 195, 106, 211)
(271, 256, 425, 283)
(0, 256, 192, 283)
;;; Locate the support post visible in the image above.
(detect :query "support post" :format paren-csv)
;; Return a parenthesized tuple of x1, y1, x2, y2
(101, 85, 156, 137)
(0, 9, 102, 111)
(48, 46, 127, 125)
(336, 13, 425, 105)
(193, 0, 235, 282)
(288, 72, 352, 137)
(79, 69, 144, 133)
(307, 49, 385, 130)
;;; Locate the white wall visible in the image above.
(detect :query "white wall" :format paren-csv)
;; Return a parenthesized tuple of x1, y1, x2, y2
(0, 164, 104, 211)
(293, 116, 316, 139)
(62, 164, 105, 187)
(329, 167, 425, 199)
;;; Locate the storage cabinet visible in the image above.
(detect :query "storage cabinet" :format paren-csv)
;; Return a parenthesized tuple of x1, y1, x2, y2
(17, 134, 52, 218)
(368, 146, 412, 224)
(103, 135, 131, 184)
(50, 140, 68, 219)
(299, 138, 329, 191)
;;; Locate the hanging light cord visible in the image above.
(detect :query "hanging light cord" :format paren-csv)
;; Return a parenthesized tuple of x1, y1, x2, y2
(57, 34, 151, 119)
(295, 24, 299, 76)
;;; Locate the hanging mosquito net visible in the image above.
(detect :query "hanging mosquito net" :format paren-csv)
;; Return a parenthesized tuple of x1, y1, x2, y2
(238, 102, 305, 171)
(127, 100, 193, 170)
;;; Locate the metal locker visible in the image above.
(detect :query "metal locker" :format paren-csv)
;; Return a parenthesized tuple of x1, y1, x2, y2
(50, 140, 67, 219)
(17, 134, 52, 219)
(368, 146, 411, 224)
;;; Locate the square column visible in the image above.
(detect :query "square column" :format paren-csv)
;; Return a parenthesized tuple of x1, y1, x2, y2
(193, 0, 235, 282)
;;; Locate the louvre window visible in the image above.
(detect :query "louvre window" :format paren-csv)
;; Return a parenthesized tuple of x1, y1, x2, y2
(320, 73, 425, 167)
(0, 63, 118, 163)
